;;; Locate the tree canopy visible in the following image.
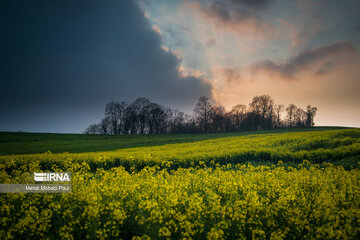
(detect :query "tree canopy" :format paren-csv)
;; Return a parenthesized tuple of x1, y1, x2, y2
(85, 95, 317, 134)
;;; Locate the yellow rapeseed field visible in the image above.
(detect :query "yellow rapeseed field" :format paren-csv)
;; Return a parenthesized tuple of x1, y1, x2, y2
(1, 129, 360, 239)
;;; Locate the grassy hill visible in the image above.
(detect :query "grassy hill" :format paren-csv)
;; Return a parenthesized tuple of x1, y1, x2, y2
(1, 127, 359, 171)
(0, 127, 348, 155)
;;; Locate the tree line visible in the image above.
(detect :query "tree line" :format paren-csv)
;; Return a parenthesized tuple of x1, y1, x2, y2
(84, 95, 317, 134)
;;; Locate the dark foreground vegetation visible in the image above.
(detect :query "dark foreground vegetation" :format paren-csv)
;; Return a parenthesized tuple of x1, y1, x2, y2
(85, 94, 318, 134)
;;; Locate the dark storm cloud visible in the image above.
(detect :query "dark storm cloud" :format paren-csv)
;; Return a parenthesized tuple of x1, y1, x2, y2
(0, 0, 211, 132)
(189, 0, 274, 37)
(355, 24, 360, 33)
(207, 1, 264, 24)
(251, 42, 355, 80)
(231, 0, 274, 9)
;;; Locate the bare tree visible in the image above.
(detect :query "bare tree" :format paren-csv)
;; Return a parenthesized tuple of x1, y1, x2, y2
(223, 112, 233, 132)
(306, 105, 318, 127)
(243, 111, 262, 131)
(85, 95, 318, 134)
(210, 105, 226, 133)
(99, 117, 111, 134)
(105, 102, 118, 134)
(131, 97, 151, 134)
(169, 109, 185, 133)
(294, 108, 307, 127)
(184, 114, 199, 133)
(286, 104, 297, 127)
(118, 101, 128, 134)
(274, 104, 284, 128)
(84, 124, 98, 134)
(148, 103, 166, 134)
(104, 101, 128, 134)
(231, 104, 247, 130)
(194, 96, 212, 133)
(124, 104, 138, 134)
(250, 94, 274, 130)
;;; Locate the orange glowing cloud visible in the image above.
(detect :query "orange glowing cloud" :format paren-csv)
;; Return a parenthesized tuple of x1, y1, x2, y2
(152, 24, 162, 35)
(207, 42, 360, 127)
(250, 42, 355, 81)
(178, 65, 207, 79)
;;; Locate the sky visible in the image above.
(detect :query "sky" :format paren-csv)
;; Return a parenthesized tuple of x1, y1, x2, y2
(1, 0, 360, 133)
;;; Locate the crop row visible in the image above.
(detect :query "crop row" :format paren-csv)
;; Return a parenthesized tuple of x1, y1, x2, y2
(1, 129, 360, 173)
(1, 163, 360, 239)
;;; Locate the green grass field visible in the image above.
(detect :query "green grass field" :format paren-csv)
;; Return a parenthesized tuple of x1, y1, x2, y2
(1, 127, 360, 239)
(0, 127, 348, 155)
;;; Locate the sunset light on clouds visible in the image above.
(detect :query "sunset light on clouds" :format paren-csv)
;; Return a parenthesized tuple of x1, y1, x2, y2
(142, 0, 360, 127)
